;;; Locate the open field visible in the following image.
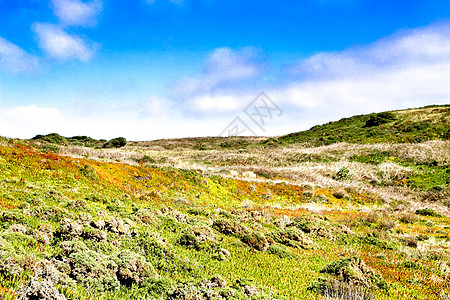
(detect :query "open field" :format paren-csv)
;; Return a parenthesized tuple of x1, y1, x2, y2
(1, 105, 450, 299)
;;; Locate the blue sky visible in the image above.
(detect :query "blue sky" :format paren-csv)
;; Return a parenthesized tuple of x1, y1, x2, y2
(0, 0, 450, 140)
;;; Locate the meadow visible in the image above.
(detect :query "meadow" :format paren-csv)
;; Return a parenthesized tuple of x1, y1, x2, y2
(0, 105, 449, 299)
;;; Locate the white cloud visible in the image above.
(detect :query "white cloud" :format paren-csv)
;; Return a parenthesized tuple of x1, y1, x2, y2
(0, 37, 40, 74)
(172, 47, 266, 114)
(189, 94, 245, 112)
(52, 0, 102, 27)
(205, 47, 262, 83)
(273, 22, 450, 114)
(139, 95, 176, 119)
(174, 47, 264, 97)
(0, 105, 64, 138)
(284, 22, 450, 80)
(33, 23, 97, 62)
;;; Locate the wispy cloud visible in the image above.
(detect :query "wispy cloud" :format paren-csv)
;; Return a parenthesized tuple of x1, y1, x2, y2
(33, 23, 97, 63)
(172, 47, 266, 112)
(144, 0, 185, 6)
(284, 22, 450, 80)
(0, 37, 40, 74)
(51, 0, 102, 27)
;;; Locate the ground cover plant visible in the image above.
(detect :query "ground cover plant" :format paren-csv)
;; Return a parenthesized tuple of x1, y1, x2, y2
(0, 105, 449, 299)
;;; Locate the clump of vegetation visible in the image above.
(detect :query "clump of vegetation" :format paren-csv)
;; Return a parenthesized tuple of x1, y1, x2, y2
(308, 277, 374, 300)
(364, 112, 397, 127)
(415, 208, 441, 217)
(79, 164, 99, 180)
(319, 256, 388, 289)
(335, 167, 351, 181)
(269, 228, 315, 249)
(102, 137, 127, 148)
(399, 213, 418, 224)
(32, 133, 68, 145)
(267, 244, 296, 259)
(241, 232, 270, 251)
(32, 133, 103, 148)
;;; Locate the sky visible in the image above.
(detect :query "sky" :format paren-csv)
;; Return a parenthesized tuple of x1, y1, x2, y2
(0, 0, 450, 140)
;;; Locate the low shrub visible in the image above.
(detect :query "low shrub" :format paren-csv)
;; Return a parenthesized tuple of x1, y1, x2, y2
(268, 245, 295, 259)
(364, 112, 397, 127)
(32, 133, 68, 145)
(415, 208, 441, 217)
(308, 277, 374, 300)
(241, 232, 269, 251)
(212, 219, 249, 237)
(335, 167, 351, 181)
(102, 137, 127, 149)
(80, 165, 99, 181)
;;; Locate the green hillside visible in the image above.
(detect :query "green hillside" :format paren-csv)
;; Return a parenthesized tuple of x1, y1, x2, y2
(265, 105, 450, 146)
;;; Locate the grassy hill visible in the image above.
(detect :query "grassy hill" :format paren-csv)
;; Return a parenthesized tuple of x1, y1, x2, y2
(1, 105, 450, 300)
(264, 105, 450, 146)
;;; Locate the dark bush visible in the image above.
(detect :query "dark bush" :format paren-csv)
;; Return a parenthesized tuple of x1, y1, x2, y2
(68, 136, 100, 147)
(335, 167, 351, 181)
(32, 133, 68, 145)
(102, 137, 127, 148)
(364, 112, 397, 127)
(415, 208, 441, 217)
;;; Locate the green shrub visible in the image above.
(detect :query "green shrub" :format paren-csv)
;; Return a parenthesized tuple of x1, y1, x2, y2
(69, 250, 120, 292)
(177, 233, 197, 247)
(141, 277, 174, 298)
(67, 136, 100, 147)
(212, 219, 249, 237)
(2, 233, 37, 252)
(444, 129, 450, 139)
(136, 155, 157, 164)
(364, 112, 397, 127)
(269, 228, 314, 249)
(80, 165, 99, 181)
(335, 167, 351, 181)
(415, 208, 441, 217)
(102, 137, 127, 148)
(32, 133, 68, 145)
(115, 250, 158, 286)
(361, 234, 395, 250)
(402, 261, 420, 269)
(268, 245, 295, 259)
(241, 232, 269, 251)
